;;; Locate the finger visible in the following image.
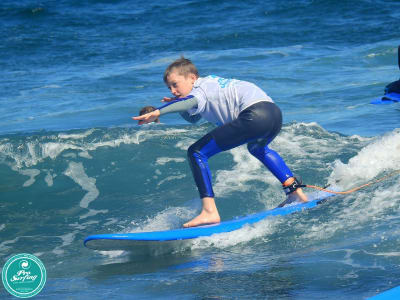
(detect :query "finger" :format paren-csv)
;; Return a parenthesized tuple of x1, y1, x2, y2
(132, 114, 148, 120)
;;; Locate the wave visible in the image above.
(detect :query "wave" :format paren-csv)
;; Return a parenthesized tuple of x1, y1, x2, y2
(1, 123, 399, 258)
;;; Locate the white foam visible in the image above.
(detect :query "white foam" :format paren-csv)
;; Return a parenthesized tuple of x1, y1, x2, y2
(0, 237, 21, 253)
(18, 168, 40, 187)
(52, 231, 78, 255)
(340, 249, 381, 270)
(0, 224, 5, 231)
(368, 251, 400, 257)
(64, 161, 99, 209)
(156, 157, 186, 165)
(277, 123, 367, 158)
(128, 202, 201, 233)
(98, 249, 127, 259)
(69, 220, 99, 230)
(79, 209, 108, 220)
(189, 217, 282, 250)
(328, 129, 400, 189)
(214, 146, 276, 197)
(43, 84, 61, 89)
(58, 129, 95, 140)
(104, 218, 120, 226)
(302, 176, 400, 242)
(78, 151, 92, 159)
(175, 138, 196, 151)
(157, 174, 186, 186)
(42, 142, 80, 160)
(32, 252, 45, 258)
(366, 47, 397, 58)
(0, 127, 192, 172)
(44, 170, 54, 187)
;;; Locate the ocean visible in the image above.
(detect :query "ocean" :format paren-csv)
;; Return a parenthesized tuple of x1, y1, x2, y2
(1, 0, 400, 299)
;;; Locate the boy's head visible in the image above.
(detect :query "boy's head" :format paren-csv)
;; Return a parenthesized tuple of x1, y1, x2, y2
(163, 57, 199, 83)
(164, 57, 199, 98)
(139, 106, 160, 123)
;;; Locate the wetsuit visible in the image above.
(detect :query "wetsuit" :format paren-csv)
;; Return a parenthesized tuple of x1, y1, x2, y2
(385, 80, 400, 95)
(158, 76, 294, 198)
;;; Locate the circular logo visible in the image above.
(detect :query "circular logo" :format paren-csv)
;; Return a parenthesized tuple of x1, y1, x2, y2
(2, 253, 46, 298)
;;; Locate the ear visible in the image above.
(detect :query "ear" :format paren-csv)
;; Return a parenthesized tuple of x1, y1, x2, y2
(189, 73, 197, 83)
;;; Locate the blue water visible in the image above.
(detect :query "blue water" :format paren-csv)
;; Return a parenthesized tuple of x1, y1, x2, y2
(1, 1, 400, 299)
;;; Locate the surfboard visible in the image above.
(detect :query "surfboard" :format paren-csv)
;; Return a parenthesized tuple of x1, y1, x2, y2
(84, 191, 334, 251)
(367, 285, 400, 299)
(371, 92, 400, 105)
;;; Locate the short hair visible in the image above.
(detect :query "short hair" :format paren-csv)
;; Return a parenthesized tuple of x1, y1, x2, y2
(139, 106, 156, 115)
(138, 106, 160, 123)
(163, 56, 199, 84)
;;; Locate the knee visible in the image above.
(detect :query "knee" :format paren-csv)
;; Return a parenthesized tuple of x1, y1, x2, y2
(188, 134, 221, 160)
(187, 141, 201, 159)
(247, 142, 263, 156)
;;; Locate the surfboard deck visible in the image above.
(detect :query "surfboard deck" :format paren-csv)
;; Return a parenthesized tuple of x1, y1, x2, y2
(84, 191, 335, 251)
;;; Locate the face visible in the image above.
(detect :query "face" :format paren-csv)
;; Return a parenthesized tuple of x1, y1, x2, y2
(166, 71, 197, 98)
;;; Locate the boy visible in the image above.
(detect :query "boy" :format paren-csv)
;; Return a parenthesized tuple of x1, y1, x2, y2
(133, 57, 307, 228)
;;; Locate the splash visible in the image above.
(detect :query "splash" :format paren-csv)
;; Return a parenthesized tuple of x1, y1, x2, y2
(328, 129, 400, 189)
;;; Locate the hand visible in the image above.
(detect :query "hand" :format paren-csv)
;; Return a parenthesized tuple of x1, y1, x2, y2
(132, 110, 161, 125)
(161, 96, 178, 103)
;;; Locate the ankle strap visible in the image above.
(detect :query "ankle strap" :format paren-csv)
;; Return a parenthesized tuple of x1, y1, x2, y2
(282, 178, 305, 195)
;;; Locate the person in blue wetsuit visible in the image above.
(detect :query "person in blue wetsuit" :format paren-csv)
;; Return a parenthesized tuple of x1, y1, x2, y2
(133, 57, 308, 228)
(382, 45, 400, 100)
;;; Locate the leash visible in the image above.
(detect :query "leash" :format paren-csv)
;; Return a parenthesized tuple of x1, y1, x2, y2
(302, 170, 400, 195)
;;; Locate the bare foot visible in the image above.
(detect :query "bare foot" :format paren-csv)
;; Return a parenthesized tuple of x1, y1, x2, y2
(286, 188, 308, 204)
(183, 197, 221, 228)
(293, 187, 308, 202)
(277, 188, 308, 208)
(183, 209, 221, 228)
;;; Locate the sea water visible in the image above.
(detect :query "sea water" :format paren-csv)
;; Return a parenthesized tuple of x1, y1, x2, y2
(1, 1, 400, 299)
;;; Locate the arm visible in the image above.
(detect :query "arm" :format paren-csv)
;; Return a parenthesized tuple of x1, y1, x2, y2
(157, 96, 198, 115)
(132, 96, 200, 125)
(159, 96, 201, 123)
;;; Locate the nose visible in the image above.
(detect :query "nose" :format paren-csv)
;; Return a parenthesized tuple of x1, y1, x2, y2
(171, 87, 179, 96)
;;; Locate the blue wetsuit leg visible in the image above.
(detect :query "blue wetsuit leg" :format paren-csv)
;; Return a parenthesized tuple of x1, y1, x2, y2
(247, 142, 293, 183)
(187, 134, 222, 198)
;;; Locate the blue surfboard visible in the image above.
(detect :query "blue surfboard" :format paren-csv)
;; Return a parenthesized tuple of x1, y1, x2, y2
(371, 92, 400, 105)
(367, 285, 400, 299)
(84, 191, 334, 251)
